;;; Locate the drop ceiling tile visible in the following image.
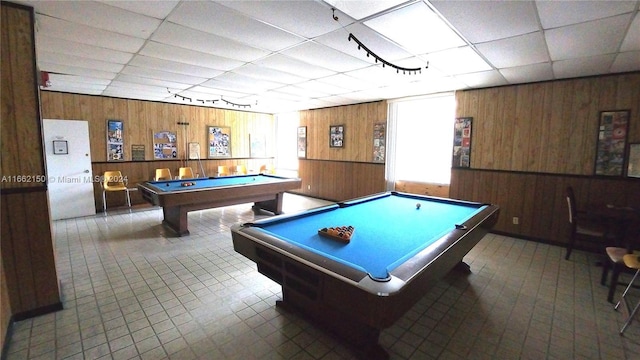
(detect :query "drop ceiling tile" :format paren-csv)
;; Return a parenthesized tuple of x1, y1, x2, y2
(455, 70, 508, 88)
(476, 32, 549, 69)
(611, 51, 640, 73)
(201, 74, 283, 94)
(35, 14, 145, 53)
(499, 63, 554, 84)
(187, 86, 248, 98)
(36, 35, 133, 64)
(536, 1, 637, 29)
(553, 54, 616, 79)
(217, 0, 341, 39)
(253, 54, 336, 79)
(107, 82, 172, 96)
(120, 66, 208, 85)
(97, 0, 180, 19)
(280, 41, 371, 72)
(315, 23, 414, 62)
(316, 73, 377, 92)
(47, 73, 110, 89)
(325, 0, 407, 20)
(230, 64, 307, 85)
(275, 84, 330, 99)
(546, 14, 633, 60)
(294, 80, 352, 96)
(38, 51, 124, 73)
(168, 1, 305, 52)
(113, 74, 192, 90)
(429, 0, 539, 43)
(621, 13, 640, 52)
(128, 55, 224, 78)
(28, 0, 161, 39)
(38, 61, 117, 80)
(426, 47, 493, 76)
(42, 86, 103, 96)
(364, 2, 465, 54)
(139, 42, 245, 72)
(151, 22, 269, 62)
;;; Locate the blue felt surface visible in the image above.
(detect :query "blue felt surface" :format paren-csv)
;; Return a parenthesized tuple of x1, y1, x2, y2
(146, 174, 279, 192)
(255, 194, 486, 280)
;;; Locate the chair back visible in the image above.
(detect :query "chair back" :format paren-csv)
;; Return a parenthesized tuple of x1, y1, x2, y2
(155, 168, 172, 181)
(103, 171, 126, 190)
(217, 166, 229, 176)
(178, 167, 194, 179)
(235, 165, 246, 175)
(566, 186, 577, 226)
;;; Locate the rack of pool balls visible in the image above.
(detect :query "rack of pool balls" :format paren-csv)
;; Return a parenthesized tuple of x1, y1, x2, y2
(318, 225, 354, 243)
(180, 181, 195, 187)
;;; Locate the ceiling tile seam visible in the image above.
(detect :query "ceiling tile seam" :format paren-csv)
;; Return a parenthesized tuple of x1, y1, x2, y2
(532, 2, 555, 81)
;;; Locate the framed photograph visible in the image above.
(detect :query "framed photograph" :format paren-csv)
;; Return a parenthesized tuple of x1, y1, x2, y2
(452, 117, 472, 168)
(188, 142, 200, 160)
(208, 126, 231, 158)
(594, 110, 629, 176)
(53, 140, 68, 155)
(297, 126, 307, 158)
(153, 130, 178, 159)
(330, 125, 344, 148)
(627, 143, 640, 178)
(373, 123, 385, 163)
(250, 134, 266, 158)
(107, 119, 124, 161)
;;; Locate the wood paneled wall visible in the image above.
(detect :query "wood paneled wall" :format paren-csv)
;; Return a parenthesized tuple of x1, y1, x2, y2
(451, 73, 640, 245)
(1, 2, 61, 351)
(295, 102, 388, 201)
(40, 92, 276, 210)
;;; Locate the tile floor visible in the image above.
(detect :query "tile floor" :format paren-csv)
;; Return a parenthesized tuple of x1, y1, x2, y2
(4, 193, 640, 360)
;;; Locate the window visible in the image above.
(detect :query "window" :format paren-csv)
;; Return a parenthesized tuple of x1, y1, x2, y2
(275, 112, 300, 175)
(387, 93, 455, 186)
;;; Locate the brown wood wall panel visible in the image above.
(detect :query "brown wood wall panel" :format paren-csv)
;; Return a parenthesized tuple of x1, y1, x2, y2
(1, 3, 45, 190)
(394, 180, 450, 198)
(295, 160, 385, 201)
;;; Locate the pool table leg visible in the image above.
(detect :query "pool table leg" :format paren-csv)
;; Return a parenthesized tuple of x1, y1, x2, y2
(276, 293, 389, 360)
(253, 192, 284, 214)
(162, 206, 189, 236)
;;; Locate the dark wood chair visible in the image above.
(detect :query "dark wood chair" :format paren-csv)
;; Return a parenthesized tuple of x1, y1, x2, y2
(565, 186, 613, 260)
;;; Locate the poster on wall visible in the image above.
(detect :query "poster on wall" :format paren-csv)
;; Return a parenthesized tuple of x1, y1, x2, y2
(107, 119, 124, 161)
(153, 130, 178, 159)
(188, 142, 200, 160)
(594, 110, 629, 176)
(297, 126, 307, 158)
(250, 134, 266, 158)
(628, 143, 640, 178)
(208, 126, 231, 158)
(452, 117, 472, 168)
(330, 125, 344, 148)
(373, 123, 385, 163)
(131, 144, 145, 161)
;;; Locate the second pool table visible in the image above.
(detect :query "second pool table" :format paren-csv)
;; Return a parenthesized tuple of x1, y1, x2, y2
(231, 192, 499, 359)
(138, 174, 301, 235)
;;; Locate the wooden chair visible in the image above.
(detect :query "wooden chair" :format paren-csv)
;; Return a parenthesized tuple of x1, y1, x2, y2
(259, 164, 275, 174)
(615, 254, 640, 334)
(234, 165, 247, 175)
(217, 165, 229, 177)
(102, 170, 131, 212)
(155, 168, 172, 181)
(565, 186, 612, 260)
(178, 167, 194, 179)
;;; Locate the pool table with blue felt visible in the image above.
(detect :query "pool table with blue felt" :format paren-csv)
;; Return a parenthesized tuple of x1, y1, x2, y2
(231, 192, 499, 359)
(138, 174, 301, 236)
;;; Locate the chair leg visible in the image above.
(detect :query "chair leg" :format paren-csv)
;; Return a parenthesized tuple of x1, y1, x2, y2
(608, 264, 621, 303)
(125, 189, 131, 208)
(565, 241, 574, 260)
(102, 190, 107, 213)
(616, 269, 640, 334)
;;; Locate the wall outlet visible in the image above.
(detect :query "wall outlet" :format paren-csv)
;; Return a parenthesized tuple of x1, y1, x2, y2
(512, 217, 519, 225)
(307, 185, 311, 190)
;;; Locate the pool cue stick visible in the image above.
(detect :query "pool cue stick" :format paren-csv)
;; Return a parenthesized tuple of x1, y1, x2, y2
(177, 121, 189, 169)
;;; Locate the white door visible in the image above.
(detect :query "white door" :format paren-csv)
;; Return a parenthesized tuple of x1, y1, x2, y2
(43, 119, 96, 220)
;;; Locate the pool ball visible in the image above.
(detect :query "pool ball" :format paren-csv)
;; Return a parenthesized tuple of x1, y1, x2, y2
(416, 203, 421, 209)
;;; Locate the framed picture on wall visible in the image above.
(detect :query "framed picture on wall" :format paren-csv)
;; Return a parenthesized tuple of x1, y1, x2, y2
(107, 119, 124, 161)
(153, 130, 178, 159)
(373, 123, 385, 163)
(297, 126, 307, 158)
(188, 142, 200, 160)
(452, 117, 472, 168)
(208, 126, 231, 158)
(330, 125, 344, 148)
(250, 134, 266, 158)
(594, 110, 629, 176)
(627, 143, 640, 178)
